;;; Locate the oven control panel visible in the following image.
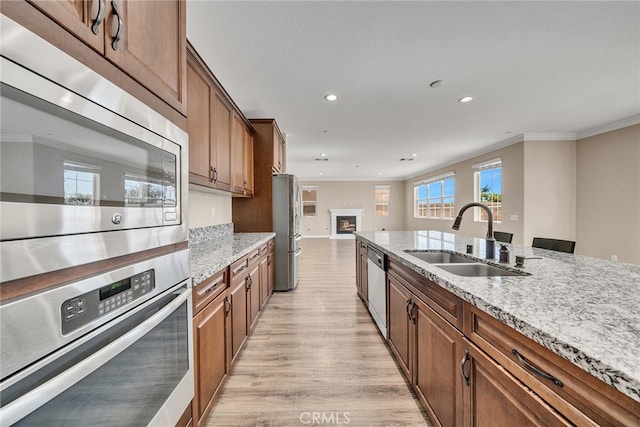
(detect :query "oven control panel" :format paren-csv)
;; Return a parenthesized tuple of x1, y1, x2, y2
(61, 269, 155, 334)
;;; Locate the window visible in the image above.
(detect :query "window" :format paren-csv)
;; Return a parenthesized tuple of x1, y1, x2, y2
(374, 185, 390, 217)
(64, 162, 100, 206)
(124, 172, 165, 207)
(414, 172, 455, 219)
(301, 185, 317, 216)
(473, 158, 502, 222)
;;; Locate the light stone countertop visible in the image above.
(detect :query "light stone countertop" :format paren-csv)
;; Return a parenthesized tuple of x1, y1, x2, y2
(355, 230, 640, 403)
(189, 232, 275, 287)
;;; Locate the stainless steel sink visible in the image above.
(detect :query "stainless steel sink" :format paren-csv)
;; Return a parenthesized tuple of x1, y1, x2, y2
(405, 251, 473, 264)
(435, 263, 530, 277)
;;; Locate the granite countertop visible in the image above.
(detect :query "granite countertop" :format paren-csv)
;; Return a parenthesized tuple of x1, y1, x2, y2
(189, 224, 275, 287)
(355, 230, 640, 403)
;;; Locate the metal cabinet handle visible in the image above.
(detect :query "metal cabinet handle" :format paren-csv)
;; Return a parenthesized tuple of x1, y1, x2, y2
(512, 349, 563, 387)
(209, 166, 215, 182)
(405, 299, 412, 318)
(213, 168, 218, 183)
(234, 264, 247, 274)
(224, 297, 231, 317)
(460, 350, 470, 386)
(246, 274, 252, 289)
(92, 0, 106, 34)
(410, 302, 417, 324)
(110, 1, 123, 50)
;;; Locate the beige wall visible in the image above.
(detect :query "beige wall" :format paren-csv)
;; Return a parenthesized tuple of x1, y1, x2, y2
(299, 181, 405, 237)
(523, 140, 576, 245)
(576, 124, 640, 264)
(189, 187, 232, 228)
(403, 144, 526, 244)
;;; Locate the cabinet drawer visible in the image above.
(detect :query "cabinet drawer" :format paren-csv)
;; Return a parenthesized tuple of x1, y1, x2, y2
(260, 243, 269, 257)
(230, 256, 249, 282)
(247, 248, 261, 266)
(463, 303, 640, 426)
(388, 260, 463, 330)
(193, 269, 228, 314)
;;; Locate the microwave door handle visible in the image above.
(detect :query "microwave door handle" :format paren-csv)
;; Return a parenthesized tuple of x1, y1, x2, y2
(0, 286, 191, 426)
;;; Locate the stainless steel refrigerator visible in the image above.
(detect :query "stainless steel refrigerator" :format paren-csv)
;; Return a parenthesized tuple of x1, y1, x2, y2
(272, 174, 302, 291)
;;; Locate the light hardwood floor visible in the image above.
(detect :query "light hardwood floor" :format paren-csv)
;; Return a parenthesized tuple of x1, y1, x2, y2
(205, 238, 432, 426)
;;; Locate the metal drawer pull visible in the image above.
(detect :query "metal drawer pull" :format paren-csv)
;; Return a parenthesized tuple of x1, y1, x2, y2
(512, 349, 563, 387)
(460, 350, 470, 386)
(224, 297, 231, 317)
(110, 1, 123, 50)
(92, 0, 106, 34)
(234, 264, 247, 274)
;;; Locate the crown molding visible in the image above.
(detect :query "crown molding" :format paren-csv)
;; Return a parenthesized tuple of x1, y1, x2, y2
(576, 115, 640, 140)
(522, 133, 576, 141)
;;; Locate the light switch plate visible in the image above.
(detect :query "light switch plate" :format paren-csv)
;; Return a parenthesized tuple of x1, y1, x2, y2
(510, 214, 519, 221)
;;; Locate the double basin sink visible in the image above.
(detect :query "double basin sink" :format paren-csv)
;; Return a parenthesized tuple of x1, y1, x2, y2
(404, 250, 530, 277)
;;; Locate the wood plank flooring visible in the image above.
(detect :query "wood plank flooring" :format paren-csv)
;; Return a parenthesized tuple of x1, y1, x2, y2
(205, 238, 432, 426)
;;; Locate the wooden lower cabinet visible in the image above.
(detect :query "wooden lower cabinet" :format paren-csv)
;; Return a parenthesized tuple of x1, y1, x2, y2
(413, 297, 465, 427)
(193, 290, 230, 426)
(463, 340, 570, 427)
(267, 240, 275, 295)
(229, 274, 248, 364)
(247, 260, 261, 333)
(259, 245, 269, 309)
(355, 239, 368, 303)
(387, 272, 412, 378)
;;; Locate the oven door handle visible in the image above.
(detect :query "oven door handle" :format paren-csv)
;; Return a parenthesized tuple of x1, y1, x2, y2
(0, 286, 191, 426)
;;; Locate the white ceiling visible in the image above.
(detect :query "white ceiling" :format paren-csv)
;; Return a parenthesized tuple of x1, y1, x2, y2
(186, 1, 639, 181)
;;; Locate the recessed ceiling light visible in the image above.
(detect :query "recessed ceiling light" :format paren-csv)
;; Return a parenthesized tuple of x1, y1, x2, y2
(320, 153, 327, 157)
(318, 172, 323, 175)
(324, 94, 338, 102)
(355, 165, 360, 168)
(429, 80, 443, 88)
(322, 130, 328, 133)
(458, 96, 473, 103)
(412, 153, 418, 157)
(378, 172, 383, 176)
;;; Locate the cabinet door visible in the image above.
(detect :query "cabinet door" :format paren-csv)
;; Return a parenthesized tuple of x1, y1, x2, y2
(272, 128, 285, 173)
(244, 127, 254, 196)
(186, 55, 213, 187)
(193, 291, 230, 426)
(463, 341, 571, 427)
(387, 274, 412, 378)
(413, 297, 464, 427)
(211, 90, 233, 191)
(355, 241, 361, 295)
(27, 0, 105, 53)
(105, 0, 186, 114)
(229, 278, 248, 363)
(359, 251, 368, 302)
(259, 253, 269, 309)
(247, 263, 261, 333)
(231, 113, 245, 194)
(267, 244, 275, 296)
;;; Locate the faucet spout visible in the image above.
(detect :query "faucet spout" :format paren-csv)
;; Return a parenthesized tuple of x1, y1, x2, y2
(451, 202, 495, 259)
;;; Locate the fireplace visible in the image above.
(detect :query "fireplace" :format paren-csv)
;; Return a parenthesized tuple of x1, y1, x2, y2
(336, 216, 356, 234)
(329, 209, 364, 239)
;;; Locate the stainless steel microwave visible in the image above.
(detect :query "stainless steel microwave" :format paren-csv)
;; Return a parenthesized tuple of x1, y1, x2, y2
(0, 16, 189, 283)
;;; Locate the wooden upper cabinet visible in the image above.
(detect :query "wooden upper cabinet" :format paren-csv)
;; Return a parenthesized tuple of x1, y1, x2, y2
(8, 0, 187, 122)
(186, 54, 212, 186)
(27, 0, 105, 53)
(272, 127, 285, 173)
(211, 90, 233, 191)
(244, 127, 254, 196)
(186, 43, 233, 192)
(104, 0, 187, 114)
(231, 113, 246, 194)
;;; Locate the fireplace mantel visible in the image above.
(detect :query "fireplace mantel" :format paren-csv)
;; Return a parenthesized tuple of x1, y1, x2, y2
(329, 209, 364, 239)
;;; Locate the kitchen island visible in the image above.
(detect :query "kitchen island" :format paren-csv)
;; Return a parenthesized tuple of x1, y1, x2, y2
(356, 230, 640, 425)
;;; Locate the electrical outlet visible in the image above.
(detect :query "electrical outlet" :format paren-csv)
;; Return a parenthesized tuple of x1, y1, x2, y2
(611, 255, 618, 262)
(210, 208, 216, 218)
(510, 214, 519, 221)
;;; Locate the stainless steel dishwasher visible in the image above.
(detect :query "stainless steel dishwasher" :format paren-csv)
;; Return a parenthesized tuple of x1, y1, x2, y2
(367, 245, 388, 339)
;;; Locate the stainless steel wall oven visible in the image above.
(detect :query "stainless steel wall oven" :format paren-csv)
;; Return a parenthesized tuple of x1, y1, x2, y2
(0, 15, 189, 283)
(0, 250, 193, 426)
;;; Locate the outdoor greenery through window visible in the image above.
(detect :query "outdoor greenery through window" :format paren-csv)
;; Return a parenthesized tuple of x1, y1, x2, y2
(474, 159, 502, 221)
(63, 162, 100, 206)
(414, 172, 455, 219)
(302, 185, 317, 216)
(374, 185, 390, 217)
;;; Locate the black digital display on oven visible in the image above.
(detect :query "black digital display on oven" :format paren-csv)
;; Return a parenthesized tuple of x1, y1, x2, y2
(99, 278, 132, 301)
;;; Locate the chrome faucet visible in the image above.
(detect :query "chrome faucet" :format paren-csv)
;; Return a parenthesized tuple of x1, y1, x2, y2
(451, 202, 496, 259)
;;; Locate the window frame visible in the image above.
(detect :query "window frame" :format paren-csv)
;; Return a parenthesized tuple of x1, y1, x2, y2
(301, 185, 317, 217)
(473, 158, 502, 222)
(374, 184, 390, 217)
(413, 172, 455, 220)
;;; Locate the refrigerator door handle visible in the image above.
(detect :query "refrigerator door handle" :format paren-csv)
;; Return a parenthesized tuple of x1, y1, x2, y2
(294, 248, 303, 257)
(294, 234, 302, 242)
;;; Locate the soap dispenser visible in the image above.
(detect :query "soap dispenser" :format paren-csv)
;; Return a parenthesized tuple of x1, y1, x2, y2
(499, 244, 510, 263)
